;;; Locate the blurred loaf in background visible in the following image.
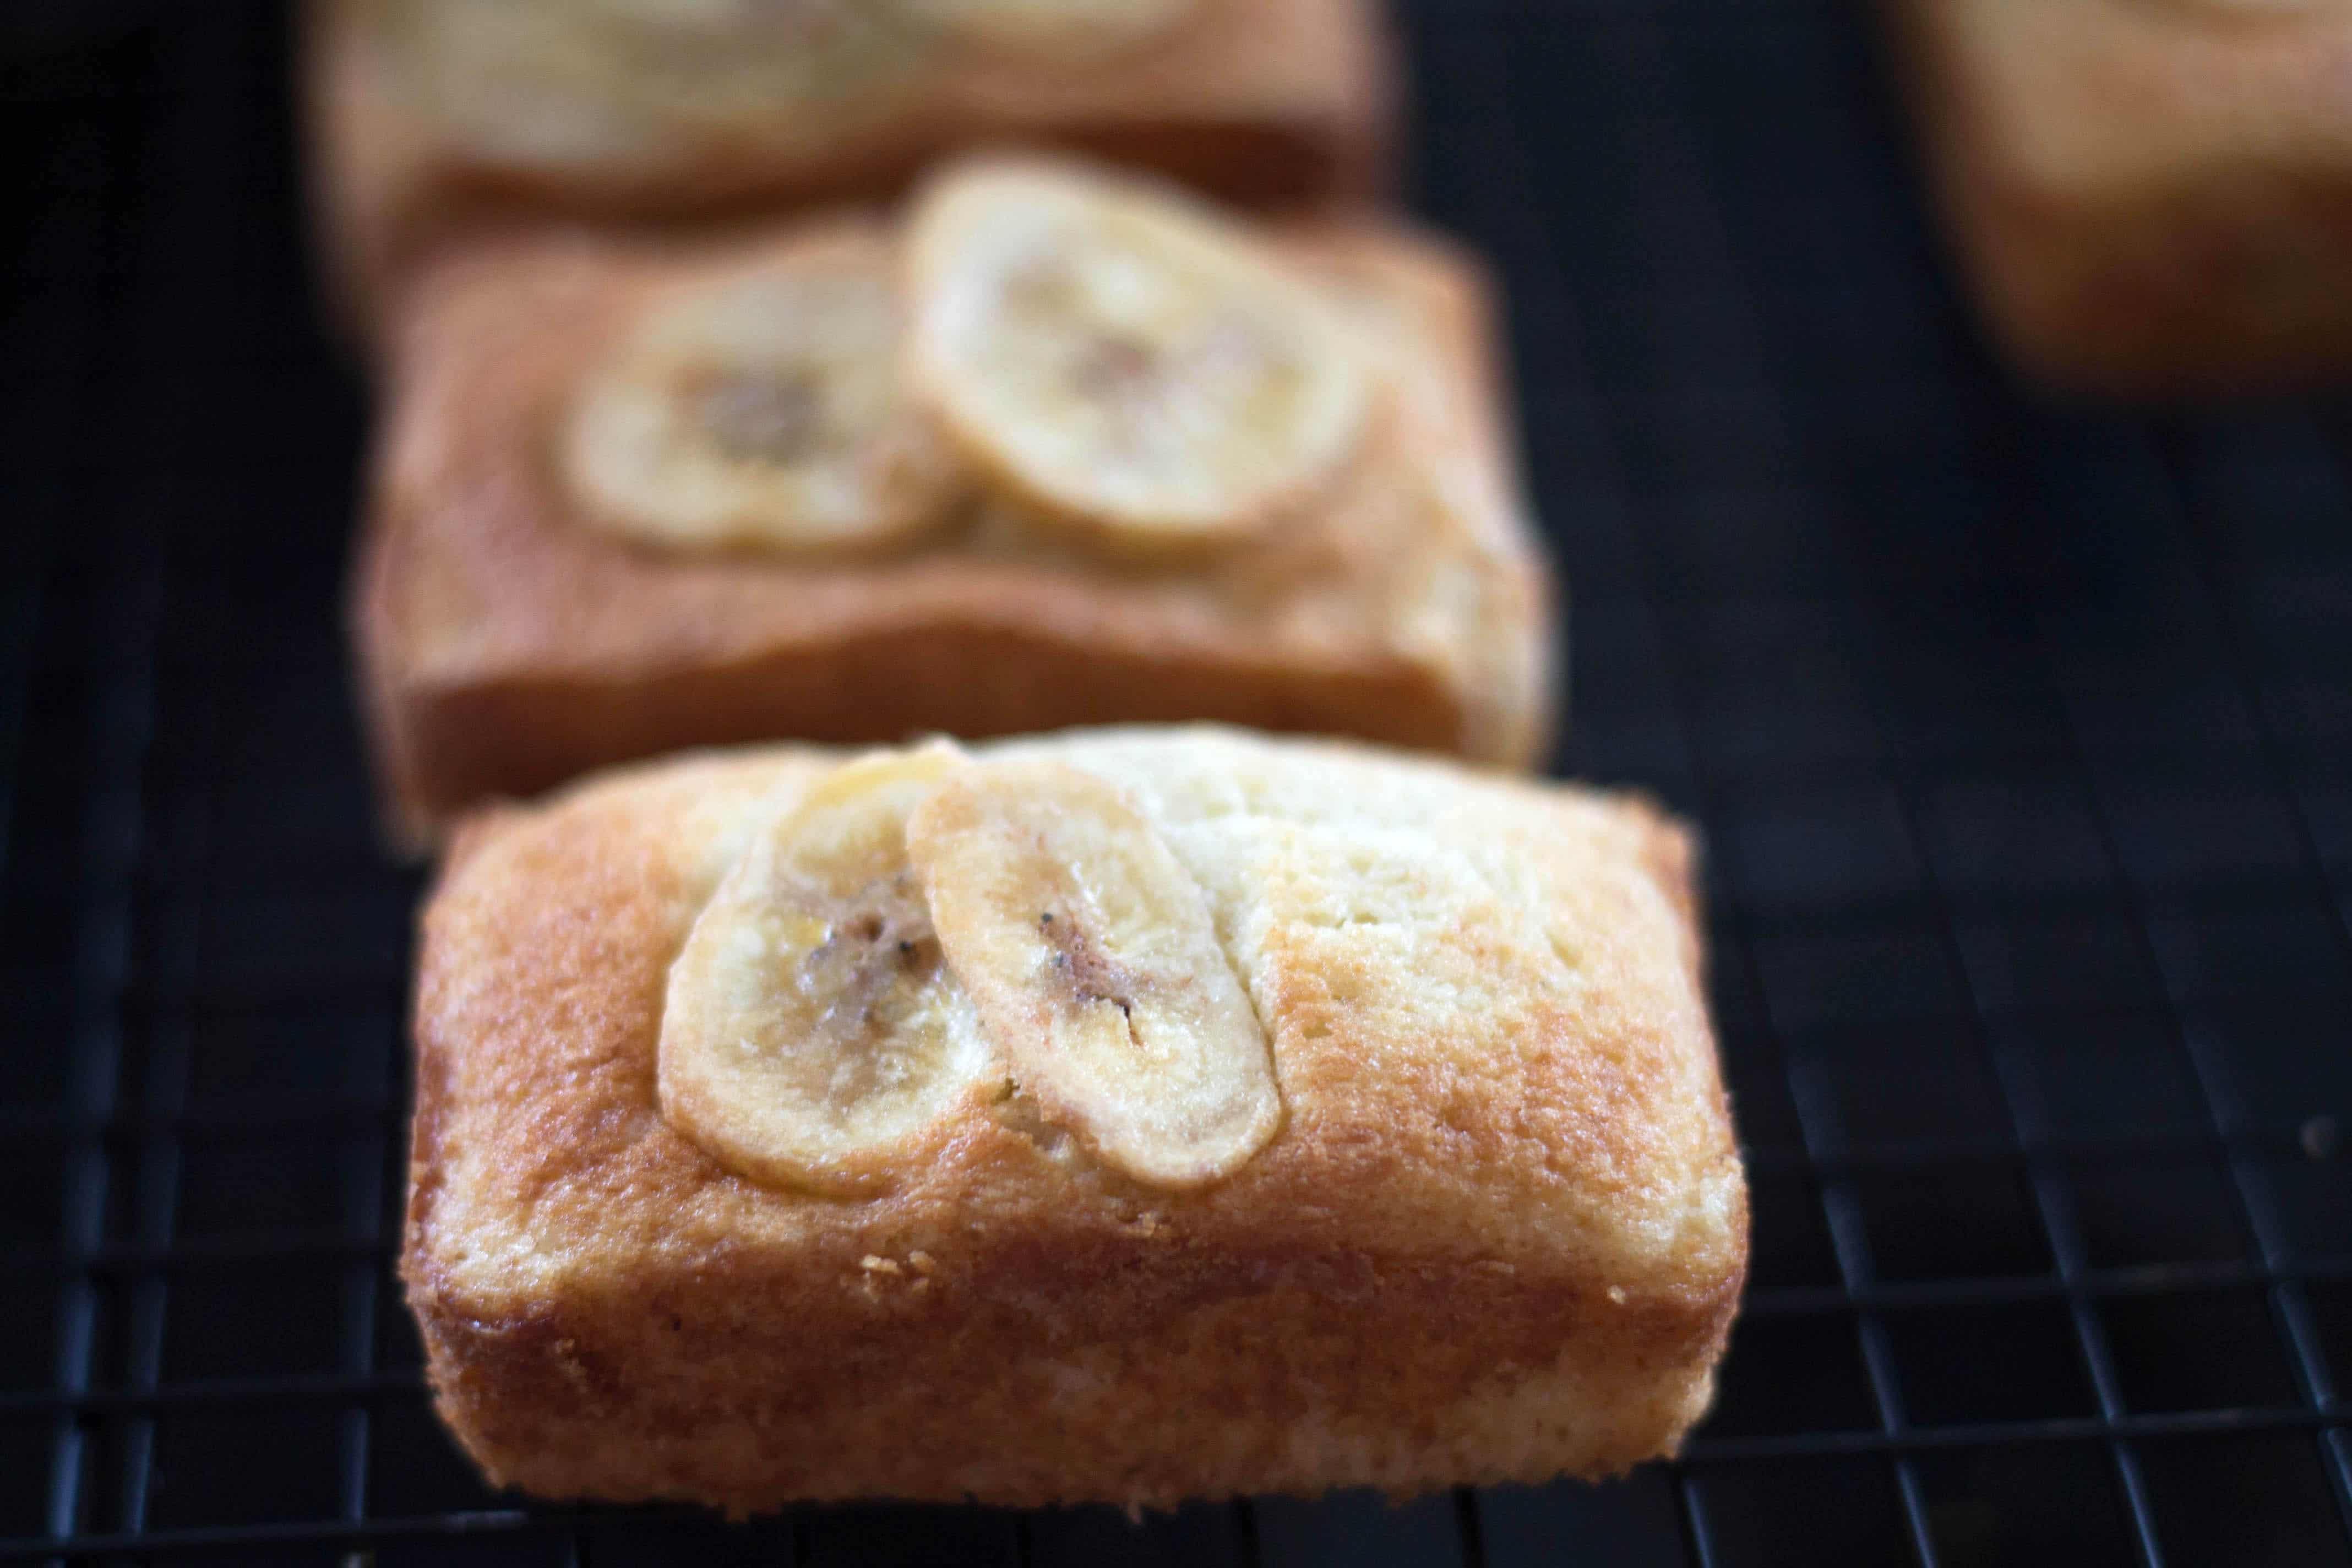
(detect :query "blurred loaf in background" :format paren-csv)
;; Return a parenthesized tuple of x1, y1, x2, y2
(351, 157, 1553, 849)
(1882, 0, 2352, 395)
(306, 0, 1397, 339)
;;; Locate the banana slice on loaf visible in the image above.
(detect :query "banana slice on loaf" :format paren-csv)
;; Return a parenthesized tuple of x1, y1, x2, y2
(659, 745, 987, 1195)
(665, 748, 1280, 1194)
(906, 158, 1370, 552)
(564, 225, 966, 554)
(907, 758, 1281, 1188)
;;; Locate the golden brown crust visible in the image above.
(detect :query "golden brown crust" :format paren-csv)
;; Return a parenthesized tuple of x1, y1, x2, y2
(1882, 0, 2352, 395)
(402, 729, 1745, 1511)
(306, 0, 1400, 341)
(353, 213, 1554, 851)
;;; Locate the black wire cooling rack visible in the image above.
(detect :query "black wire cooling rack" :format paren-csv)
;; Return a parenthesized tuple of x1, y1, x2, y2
(2, 1, 2349, 1563)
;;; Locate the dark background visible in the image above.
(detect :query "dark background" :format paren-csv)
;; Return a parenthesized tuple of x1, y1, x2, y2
(1, 1, 2348, 1563)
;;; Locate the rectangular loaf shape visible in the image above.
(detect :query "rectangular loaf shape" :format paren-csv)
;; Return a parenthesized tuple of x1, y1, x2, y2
(306, 0, 1397, 334)
(352, 173, 1554, 850)
(403, 727, 1746, 1511)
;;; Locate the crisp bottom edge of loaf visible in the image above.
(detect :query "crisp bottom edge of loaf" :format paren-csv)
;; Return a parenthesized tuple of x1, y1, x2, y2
(412, 1305, 1727, 1515)
(407, 1211, 1736, 1512)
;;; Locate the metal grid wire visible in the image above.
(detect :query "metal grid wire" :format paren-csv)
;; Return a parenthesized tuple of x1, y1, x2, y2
(1, 1, 2347, 1563)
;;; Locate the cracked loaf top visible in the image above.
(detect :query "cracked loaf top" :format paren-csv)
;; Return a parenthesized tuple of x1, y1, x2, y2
(406, 726, 1743, 1320)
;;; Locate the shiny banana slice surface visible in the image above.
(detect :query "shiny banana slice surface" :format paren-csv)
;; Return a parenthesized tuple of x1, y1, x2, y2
(660, 745, 988, 1195)
(906, 159, 1369, 553)
(907, 758, 1281, 1189)
(565, 233, 967, 554)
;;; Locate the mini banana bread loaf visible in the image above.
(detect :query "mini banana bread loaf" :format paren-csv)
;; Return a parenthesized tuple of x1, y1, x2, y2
(352, 156, 1555, 850)
(306, 0, 1396, 334)
(1883, 0, 2352, 394)
(403, 727, 1746, 1511)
